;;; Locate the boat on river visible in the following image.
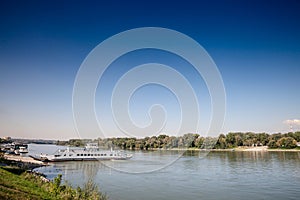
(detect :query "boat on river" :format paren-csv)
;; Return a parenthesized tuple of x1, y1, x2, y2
(1, 143, 28, 155)
(39, 143, 132, 162)
(15, 146, 29, 154)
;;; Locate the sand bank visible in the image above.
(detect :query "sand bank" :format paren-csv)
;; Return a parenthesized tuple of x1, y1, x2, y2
(4, 154, 47, 166)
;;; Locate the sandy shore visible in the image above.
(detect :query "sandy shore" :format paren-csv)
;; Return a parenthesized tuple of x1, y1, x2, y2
(235, 146, 268, 151)
(4, 154, 47, 166)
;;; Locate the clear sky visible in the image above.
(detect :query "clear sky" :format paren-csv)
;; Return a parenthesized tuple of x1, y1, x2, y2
(0, 0, 300, 140)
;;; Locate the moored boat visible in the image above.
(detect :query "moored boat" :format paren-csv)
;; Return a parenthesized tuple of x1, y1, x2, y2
(18, 146, 29, 154)
(1, 143, 28, 155)
(40, 143, 132, 162)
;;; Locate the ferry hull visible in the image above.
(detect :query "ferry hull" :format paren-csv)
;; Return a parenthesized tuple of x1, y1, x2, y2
(43, 156, 132, 162)
(39, 143, 133, 162)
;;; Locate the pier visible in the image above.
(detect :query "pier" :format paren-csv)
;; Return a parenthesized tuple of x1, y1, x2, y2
(3, 154, 47, 169)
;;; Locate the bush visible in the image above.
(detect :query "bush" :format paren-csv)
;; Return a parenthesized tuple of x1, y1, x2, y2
(51, 175, 108, 200)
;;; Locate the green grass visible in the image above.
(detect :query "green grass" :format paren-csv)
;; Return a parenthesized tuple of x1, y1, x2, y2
(0, 167, 54, 199)
(0, 167, 107, 200)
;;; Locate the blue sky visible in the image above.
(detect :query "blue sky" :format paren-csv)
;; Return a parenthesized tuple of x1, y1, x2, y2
(0, 0, 300, 139)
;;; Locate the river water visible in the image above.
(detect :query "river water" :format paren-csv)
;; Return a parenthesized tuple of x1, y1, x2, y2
(29, 144, 300, 200)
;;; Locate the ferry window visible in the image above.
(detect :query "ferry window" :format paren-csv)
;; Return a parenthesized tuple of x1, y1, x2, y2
(88, 154, 90, 156)
(84, 154, 87, 156)
(77, 154, 79, 156)
(81, 154, 83, 156)
(69, 154, 72, 156)
(91, 154, 93, 156)
(64, 154, 66, 156)
(100, 154, 103, 156)
(110, 154, 113, 156)
(104, 154, 107, 156)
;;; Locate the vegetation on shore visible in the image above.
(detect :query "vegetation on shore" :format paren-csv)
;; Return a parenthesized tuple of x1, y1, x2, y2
(58, 132, 300, 150)
(0, 154, 107, 200)
(0, 167, 107, 200)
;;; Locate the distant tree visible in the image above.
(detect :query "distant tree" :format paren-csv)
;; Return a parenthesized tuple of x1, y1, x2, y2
(291, 132, 300, 142)
(226, 132, 238, 147)
(182, 133, 199, 148)
(149, 136, 158, 149)
(235, 133, 244, 146)
(61, 131, 299, 151)
(195, 137, 205, 148)
(267, 140, 278, 148)
(201, 137, 218, 149)
(243, 139, 253, 147)
(169, 136, 179, 148)
(257, 132, 269, 145)
(68, 139, 84, 147)
(126, 138, 136, 150)
(215, 134, 226, 149)
(276, 137, 297, 149)
(269, 133, 282, 142)
(157, 134, 167, 140)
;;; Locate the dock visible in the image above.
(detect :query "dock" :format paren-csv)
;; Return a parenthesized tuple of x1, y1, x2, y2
(3, 154, 47, 169)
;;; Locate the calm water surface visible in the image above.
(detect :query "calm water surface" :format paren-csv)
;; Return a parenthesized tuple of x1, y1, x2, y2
(29, 144, 300, 200)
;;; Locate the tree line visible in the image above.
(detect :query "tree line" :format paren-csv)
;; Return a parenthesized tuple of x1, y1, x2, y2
(58, 132, 300, 150)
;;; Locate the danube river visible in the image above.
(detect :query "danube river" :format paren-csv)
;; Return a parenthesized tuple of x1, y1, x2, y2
(29, 144, 300, 200)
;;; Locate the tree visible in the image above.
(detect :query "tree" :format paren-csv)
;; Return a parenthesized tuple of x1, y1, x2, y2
(276, 137, 297, 149)
(257, 132, 269, 145)
(195, 137, 205, 148)
(126, 138, 136, 149)
(267, 140, 278, 148)
(291, 132, 300, 141)
(269, 133, 282, 141)
(215, 134, 226, 149)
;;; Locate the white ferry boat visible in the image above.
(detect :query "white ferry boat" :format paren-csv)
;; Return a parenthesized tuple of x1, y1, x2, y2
(40, 143, 132, 162)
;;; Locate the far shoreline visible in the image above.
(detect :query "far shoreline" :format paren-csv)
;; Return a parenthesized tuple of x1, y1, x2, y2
(140, 146, 300, 152)
(26, 142, 300, 152)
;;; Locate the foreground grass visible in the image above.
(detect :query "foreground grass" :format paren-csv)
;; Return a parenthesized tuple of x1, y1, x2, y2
(0, 167, 107, 200)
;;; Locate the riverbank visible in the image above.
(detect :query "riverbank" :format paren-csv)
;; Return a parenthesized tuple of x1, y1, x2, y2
(2, 154, 46, 170)
(4, 154, 45, 164)
(0, 167, 54, 200)
(152, 146, 300, 152)
(0, 167, 107, 200)
(213, 146, 300, 152)
(0, 154, 108, 200)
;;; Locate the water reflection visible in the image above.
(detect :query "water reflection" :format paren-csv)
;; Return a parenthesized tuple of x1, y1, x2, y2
(54, 161, 102, 182)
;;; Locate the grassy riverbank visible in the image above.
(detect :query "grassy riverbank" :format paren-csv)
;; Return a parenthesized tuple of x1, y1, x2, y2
(0, 153, 108, 200)
(0, 166, 107, 200)
(0, 167, 53, 199)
